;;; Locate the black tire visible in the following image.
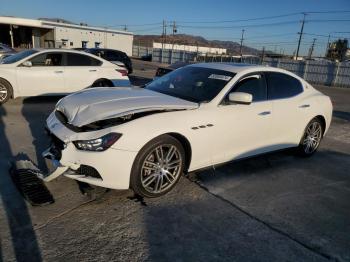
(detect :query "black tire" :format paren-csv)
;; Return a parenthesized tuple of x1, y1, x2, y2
(91, 79, 113, 88)
(0, 78, 12, 104)
(297, 118, 324, 157)
(130, 134, 185, 198)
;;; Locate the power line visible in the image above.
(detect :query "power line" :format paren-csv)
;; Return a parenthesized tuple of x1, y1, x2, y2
(176, 18, 350, 30)
(177, 12, 301, 24)
(175, 10, 350, 24)
(178, 20, 300, 29)
(308, 19, 350, 23)
(132, 26, 163, 32)
(247, 33, 296, 39)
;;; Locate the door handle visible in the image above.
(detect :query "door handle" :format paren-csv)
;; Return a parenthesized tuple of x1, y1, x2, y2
(89, 69, 97, 72)
(258, 111, 271, 116)
(54, 70, 63, 73)
(299, 104, 310, 108)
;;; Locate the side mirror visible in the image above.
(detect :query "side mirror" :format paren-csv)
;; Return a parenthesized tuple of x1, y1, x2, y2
(22, 61, 32, 67)
(228, 92, 252, 105)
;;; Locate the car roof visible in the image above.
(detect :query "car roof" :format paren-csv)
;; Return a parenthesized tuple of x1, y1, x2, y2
(33, 48, 89, 54)
(86, 48, 124, 53)
(189, 62, 268, 73)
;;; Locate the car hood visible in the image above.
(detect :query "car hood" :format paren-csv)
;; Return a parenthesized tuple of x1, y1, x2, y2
(56, 86, 198, 127)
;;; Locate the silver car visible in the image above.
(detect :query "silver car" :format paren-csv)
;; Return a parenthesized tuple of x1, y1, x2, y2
(0, 44, 16, 61)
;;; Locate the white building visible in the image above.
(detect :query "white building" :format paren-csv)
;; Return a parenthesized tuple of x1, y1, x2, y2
(0, 16, 133, 55)
(153, 42, 226, 55)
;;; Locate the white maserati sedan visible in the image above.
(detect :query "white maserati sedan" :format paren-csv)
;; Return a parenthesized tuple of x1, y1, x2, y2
(0, 49, 129, 104)
(41, 63, 332, 198)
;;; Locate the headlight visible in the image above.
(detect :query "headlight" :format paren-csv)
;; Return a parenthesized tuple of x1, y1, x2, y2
(73, 133, 122, 151)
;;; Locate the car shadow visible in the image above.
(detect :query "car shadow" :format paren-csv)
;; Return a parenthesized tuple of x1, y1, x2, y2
(333, 110, 350, 121)
(21, 96, 63, 172)
(0, 106, 42, 262)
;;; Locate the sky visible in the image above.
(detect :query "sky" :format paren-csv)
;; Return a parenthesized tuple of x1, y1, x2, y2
(1, 0, 350, 56)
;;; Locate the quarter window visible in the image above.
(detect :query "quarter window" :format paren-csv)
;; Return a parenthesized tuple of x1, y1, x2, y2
(266, 72, 303, 99)
(66, 53, 102, 66)
(30, 53, 63, 66)
(233, 74, 267, 102)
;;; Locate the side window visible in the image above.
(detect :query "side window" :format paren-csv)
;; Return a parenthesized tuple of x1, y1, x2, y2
(266, 72, 303, 100)
(233, 74, 267, 102)
(96, 50, 107, 60)
(66, 53, 102, 66)
(106, 51, 119, 61)
(30, 53, 63, 66)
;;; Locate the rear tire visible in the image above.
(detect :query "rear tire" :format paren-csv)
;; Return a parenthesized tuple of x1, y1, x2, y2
(0, 78, 12, 104)
(130, 135, 185, 198)
(297, 118, 324, 157)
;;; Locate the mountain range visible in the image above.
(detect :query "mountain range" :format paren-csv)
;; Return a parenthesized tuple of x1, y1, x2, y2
(134, 34, 261, 55)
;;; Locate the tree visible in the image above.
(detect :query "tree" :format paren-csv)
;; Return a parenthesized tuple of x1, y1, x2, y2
(326, 39, 348, 62)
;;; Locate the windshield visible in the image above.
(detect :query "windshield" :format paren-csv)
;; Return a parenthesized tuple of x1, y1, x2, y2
(1, 50, 38, 64)
(146, 66, 235, 103)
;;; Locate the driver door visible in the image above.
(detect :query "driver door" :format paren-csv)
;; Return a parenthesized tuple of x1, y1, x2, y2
(210, 73, 273, 164)
(16, 52, 65, 96)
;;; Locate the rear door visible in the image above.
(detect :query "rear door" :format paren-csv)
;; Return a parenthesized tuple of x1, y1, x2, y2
(265, 72, 307, 146)
(16, 52, 65, 96)
(63, 52, 101, 92)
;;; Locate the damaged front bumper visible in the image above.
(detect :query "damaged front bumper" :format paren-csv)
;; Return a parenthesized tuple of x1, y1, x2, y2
(39, 111, 137, 189)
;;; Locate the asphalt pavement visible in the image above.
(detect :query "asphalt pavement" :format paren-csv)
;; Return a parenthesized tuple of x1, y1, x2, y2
(0, 60, 349, 261)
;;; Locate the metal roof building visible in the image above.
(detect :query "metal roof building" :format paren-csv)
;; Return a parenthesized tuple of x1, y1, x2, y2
(0, 16, 133, 55)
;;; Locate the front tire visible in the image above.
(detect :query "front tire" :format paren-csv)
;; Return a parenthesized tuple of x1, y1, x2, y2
(130, 135, 185, 198)
(297, 118, 324, 157)
(0, 79, 12, 104)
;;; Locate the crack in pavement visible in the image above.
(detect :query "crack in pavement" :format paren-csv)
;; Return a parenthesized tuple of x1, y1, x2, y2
(187, 176, 339, 262)
(34, 199, 96, 231)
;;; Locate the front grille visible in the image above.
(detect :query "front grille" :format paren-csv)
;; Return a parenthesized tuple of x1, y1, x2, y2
(11, 161, 55, 206)
(76, 165, 102, 179)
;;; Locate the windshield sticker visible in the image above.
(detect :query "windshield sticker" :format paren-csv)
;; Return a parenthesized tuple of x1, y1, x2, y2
(208, 74, 232, 81)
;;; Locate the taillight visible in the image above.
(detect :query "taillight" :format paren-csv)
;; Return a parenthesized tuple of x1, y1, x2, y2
(116, 69, 128, 76)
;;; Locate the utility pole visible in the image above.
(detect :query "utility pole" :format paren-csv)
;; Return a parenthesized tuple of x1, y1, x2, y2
(308, 38, 316, 59)
(171, 21, 177, 64)
(261, 46, 265, 64)
(239, 29, 245, 61)
(296, 13, 306, 60)
(161, 20, 167, 63)
(9, 25, 14, 48)
(325, 34, 331, 57)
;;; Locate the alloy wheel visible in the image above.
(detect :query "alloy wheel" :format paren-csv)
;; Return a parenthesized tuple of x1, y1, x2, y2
(302, 121, 322, 154)
(0, 83, 8, 102)
(141, 144, 182, 194)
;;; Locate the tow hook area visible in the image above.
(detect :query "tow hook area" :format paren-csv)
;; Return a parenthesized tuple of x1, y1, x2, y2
(41, 147, 69, 182)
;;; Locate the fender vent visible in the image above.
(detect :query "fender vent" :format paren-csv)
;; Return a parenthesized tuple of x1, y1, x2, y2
(76, 165, 102, 179)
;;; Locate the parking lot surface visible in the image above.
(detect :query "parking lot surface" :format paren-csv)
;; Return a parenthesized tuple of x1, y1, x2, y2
(0, 60, 349, 261)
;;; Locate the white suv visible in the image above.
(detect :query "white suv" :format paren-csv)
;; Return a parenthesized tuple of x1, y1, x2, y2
(0, 49, 130, 104)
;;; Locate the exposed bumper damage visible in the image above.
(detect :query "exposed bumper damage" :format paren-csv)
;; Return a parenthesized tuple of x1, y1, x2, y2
(40, 128, 137, 189)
